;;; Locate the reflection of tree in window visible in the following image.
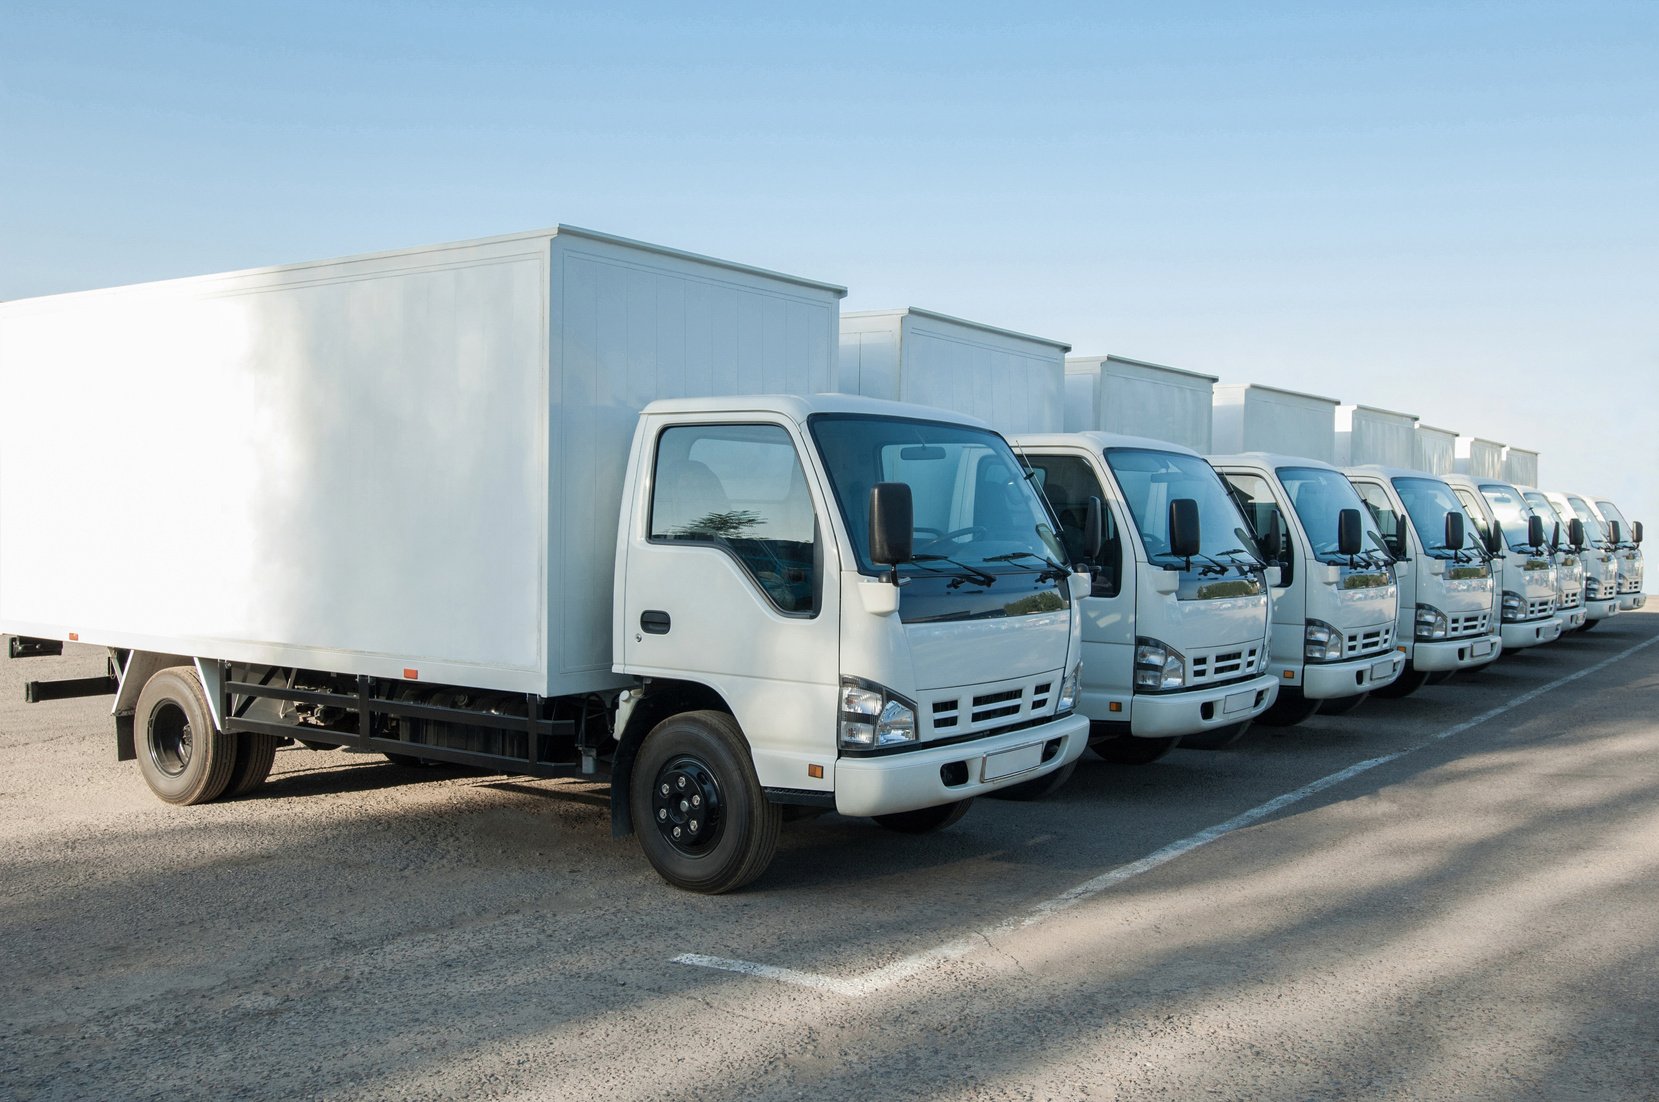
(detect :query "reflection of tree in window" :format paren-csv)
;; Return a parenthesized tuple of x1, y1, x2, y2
(677, 509, 761, 540)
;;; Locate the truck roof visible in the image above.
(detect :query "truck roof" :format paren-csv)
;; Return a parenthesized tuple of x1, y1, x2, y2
(641, 391, 994, 428)
(1009, 430, 1202, 458)
(1207, 451, 1343, 472)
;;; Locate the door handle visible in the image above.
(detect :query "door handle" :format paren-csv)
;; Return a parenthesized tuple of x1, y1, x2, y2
(640, 610, 671, 635)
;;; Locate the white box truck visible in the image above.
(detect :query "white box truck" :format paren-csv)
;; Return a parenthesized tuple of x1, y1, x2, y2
(1589, 497, 1646, 610)
(1209, 452, 1405, 723)
(1518, 488, 1589, 632)
(1414, 424, 1457, 477)
(1211, 384, 1339, 464)
(838, 308, 1068, 435)
(1542, 490, 1621, 629)
(1062, 355, 1216, 451)
(1454, 437, 1506, 479)
(1, 227, 1089, 892)
(1345, 466, 1502, 693)
(1503, 447, 1540, 488)
(1444, 475, 1564, 650)
(1335, 405, 1417, 469)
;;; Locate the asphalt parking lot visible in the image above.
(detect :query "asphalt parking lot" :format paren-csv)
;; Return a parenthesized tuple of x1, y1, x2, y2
(4, 610, 1657, 1101)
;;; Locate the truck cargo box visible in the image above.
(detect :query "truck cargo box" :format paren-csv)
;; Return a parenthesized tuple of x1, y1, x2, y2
(1210, 383, 1338, 463)
(1335, 404, 1418, 468)
(1503, 446, 1540, 487)
(0, 227, 845, 697)
(1414, 424, 1458, 476)
(1063, 355, 1217, 451)
(838, 308, 1068, 434)
(1455, 436, 1506, 479)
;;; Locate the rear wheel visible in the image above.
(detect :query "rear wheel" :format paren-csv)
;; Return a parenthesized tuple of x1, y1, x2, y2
(874, 798, 973, 833)
(225, 734, 279, 797)
(1255, 687, 1320, 727)
(1181, 722, 1251, 750)
(630, 711, 780, 893)
(1088, 732, 1179, 764)
(134, 666, 237, 805)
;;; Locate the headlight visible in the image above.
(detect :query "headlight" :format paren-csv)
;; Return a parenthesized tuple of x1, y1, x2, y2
(1415, 604, 1448, 641)
(1133, 637, 1185, 691)
(1500, 591, 1523, 621)
(839, 678, 917, 750)
(1304, 619, 1344, 662)
(1057, 662, 1082, 713)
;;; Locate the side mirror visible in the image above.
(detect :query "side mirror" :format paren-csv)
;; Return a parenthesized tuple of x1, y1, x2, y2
(1527, 514, 1545, 549)
(1444, 511, 1465, 551)
(1569, 517, 1586, 551)
(1635, 520, 1644, 545)
(1484, 525, 1503, 555)
(1609, 520, 1623, 545)
(1337, 508, 1363, 556)
(1169, 498, 1201, 559)
(1388, 512, 1408, 558)
(1083, 496, 1105, 561)
(1263, 511, 1285, 560)
(1549, 520, 1561, 551)
(868, 482, 913, 578)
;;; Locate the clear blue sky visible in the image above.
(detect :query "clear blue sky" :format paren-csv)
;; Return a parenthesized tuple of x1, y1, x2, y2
(4, 1, 1656, 542)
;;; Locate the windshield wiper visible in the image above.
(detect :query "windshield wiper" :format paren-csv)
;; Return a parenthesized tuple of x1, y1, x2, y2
(984, 550, 1071, 582)
(911, 554, 997, 587)
(1211, 547, 1267, 574)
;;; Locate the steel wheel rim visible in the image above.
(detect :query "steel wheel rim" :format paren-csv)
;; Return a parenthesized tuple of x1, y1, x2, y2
(650, 754, 724, 856)
(148, 702, 193, 778)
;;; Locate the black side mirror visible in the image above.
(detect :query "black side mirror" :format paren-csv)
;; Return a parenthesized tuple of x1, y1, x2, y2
(868, 483, 913, 580)
(1337, 508, 1363, 556)
(1445, 511, 1465, 551)
(1484, 526, 1503, 555)
(1549, 520, 1561, 551)
(1569, 517, 1586, 551)
(1263, 511, 1286, 560)
(1635, 521, 1644, 545)
(1609, 520, 1623, 545)
(1083, 496, 1105, 561)
(1169, 498, 1201, 559)
(1527, 514, 1545, 550)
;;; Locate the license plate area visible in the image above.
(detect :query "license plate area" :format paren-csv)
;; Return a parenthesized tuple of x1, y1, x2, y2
(1223, 689, 1256, 714)
(981, 741, 1045, 783)
(1471, 639, 1494, 658)
(1370, 659, 1396, 680)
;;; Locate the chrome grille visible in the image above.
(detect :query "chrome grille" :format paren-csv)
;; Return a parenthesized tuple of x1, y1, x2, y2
(1526, 597, 1555, 618)
(1557, 587, 1582, 609)
(1344, 624, 1394, 658)
(1187, 644, 1261, 686)
(1447, 611, 1490, 638)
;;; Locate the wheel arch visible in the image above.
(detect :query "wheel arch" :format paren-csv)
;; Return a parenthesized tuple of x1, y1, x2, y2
(609, 679, 734, 838)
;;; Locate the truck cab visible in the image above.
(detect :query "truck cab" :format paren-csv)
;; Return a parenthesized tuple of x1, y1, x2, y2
(1011, 432, 1278, 760)
(1519, 488, 1588, 633)
(1545, 490, 1621, 630)
(1590, 497, 1646, 611)
(1210, 454, 1404, 725)
(1345, 466, 1500, 693)
(1443, 474, 1562, 650)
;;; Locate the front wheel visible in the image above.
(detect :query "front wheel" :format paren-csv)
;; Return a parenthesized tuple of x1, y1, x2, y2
(873, 798, 973, 833)
(1088, 733, 1179, 764)
(1319, 691, 1370, 715)
(629, 711, 780, 894)
(1577, 619, 1599, 632)
(987, 760, 1077, 801)
(1255, 687, 1320, 727)
(1373, 667, 1430, 699)
(1181, 722, 1251, 750)
(134, 666, 237, 805)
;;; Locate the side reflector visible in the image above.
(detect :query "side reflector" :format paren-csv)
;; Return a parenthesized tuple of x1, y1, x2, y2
(68, 632, 79, 641)
(403, 668, 419, 680)
(807, 764, 824, 779)
(1108, 701, 1123, 713)
(1283, 670, 1295, 679)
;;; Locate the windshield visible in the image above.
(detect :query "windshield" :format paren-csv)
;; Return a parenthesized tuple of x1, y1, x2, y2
(1524, 492, 1571, 547)
(1393, 476, 1484, 559)
(1565, 495, 1610, 545)
(1479, 483, 1542, 553)
(1277, 466, 1390, 564)
(1595, 499, 1631, 543)
(809, 414, 1066, 578)
(1105, 448, 1263, 572)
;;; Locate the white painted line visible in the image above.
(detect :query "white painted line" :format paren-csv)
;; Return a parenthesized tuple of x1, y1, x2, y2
(678, 629, 1659, 995)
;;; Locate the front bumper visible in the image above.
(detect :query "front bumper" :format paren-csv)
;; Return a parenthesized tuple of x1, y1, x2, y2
(1583, 597, 1619, 623)
(1500, 615, 1562, 650)
(834, 713, 1089, 817)
(1295, 650, 1406, 701)
(1618, 592, 1647, 611)
(1127, 672, 1280, 739)
(1555, 605, 1587, 632)
(1411, 634, 1502, 672)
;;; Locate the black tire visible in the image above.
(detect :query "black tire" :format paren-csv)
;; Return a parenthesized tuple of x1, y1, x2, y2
(225, 734, 279, 797)
(134, 666, 237, 805)
(1577, 618, 1598, 632)
(383, 752, 431, 767)
(873, 797, 974, 833)
(630, 710, 780, 893)
(1425, 669, 1458, 686)
(1088, 733, 1179, 764)
(1373, 666, 1430, 699)
(987, 759, 1077, 801)
(1255, 687, 1320, 727)
(1181, 721, 1251, 750)
(1320, 691, 1370, 715)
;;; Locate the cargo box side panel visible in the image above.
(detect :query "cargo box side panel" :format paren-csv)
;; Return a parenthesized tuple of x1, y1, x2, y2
(1240, 388, 1336, 463)
(1099, 361, 1214, 452)
(548, 236, 840, 696)
(0, 244, 550, 691)
(1341, 406, 1416, 468)
(898, 316, 1064, 434)
(1415, 425, 1457, 475)
(837, 313, 903, 402)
